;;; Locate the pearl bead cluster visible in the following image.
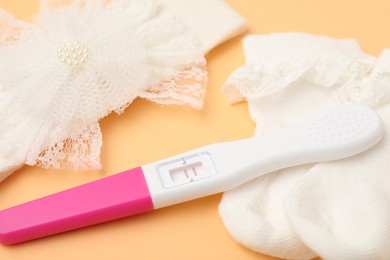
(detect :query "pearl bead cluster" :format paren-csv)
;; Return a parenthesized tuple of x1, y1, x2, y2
(57, 41, 88, 66)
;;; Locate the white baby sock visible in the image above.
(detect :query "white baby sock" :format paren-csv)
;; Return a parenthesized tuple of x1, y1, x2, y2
(284, 50, 390, 259)
(219, 33, 378, 259)
(220, 165, 317, 259)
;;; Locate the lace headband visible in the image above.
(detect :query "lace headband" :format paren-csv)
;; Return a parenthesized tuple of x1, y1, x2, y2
(0, 0, 247, 181)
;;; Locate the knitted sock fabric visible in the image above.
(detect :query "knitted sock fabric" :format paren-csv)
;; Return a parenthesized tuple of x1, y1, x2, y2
(219, 33, 390, 259)
(285, 51, 390, 259)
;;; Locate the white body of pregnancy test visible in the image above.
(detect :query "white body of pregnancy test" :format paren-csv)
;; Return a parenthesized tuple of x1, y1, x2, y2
(0, 106, 384, 245)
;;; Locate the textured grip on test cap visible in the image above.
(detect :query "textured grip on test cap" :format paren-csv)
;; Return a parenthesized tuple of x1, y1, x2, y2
(308, 107, 379, 144)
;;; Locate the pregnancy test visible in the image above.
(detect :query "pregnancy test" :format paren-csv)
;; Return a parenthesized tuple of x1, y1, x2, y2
(0, 105, 384, 245)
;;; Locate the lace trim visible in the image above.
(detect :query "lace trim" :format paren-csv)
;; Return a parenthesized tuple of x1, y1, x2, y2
(140, 60, 207, 109)
(0, 9, 38, 48)
(223, 55, 374, 103)
(336, 50, 390, 107)
(31, 123, 102, 170)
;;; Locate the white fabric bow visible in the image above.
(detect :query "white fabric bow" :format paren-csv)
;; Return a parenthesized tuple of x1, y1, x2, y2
(0, 0, 210, 181)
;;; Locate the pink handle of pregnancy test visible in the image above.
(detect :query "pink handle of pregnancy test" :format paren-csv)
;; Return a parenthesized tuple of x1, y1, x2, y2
(0, 167, 154, 245)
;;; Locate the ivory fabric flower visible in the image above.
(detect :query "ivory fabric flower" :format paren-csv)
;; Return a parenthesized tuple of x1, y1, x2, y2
(0, 0, 246, 181)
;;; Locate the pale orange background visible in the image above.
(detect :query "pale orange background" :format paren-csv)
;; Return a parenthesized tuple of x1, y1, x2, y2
(0, 1, 389, 259)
